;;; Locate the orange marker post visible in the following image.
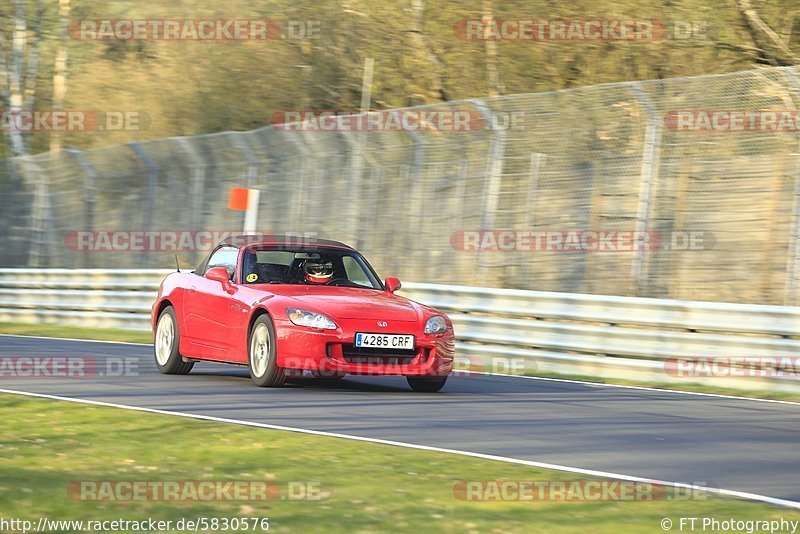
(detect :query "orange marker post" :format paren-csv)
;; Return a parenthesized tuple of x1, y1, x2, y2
(228, 187, 261, 234)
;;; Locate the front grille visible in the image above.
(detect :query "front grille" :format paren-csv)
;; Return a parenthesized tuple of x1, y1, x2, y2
(340, 345, 419, 365)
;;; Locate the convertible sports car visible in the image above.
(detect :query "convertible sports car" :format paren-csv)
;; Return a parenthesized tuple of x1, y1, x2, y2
(151, 235, 454, 391)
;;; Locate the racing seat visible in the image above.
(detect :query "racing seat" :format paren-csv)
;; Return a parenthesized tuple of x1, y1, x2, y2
(256, 263, 289, 283)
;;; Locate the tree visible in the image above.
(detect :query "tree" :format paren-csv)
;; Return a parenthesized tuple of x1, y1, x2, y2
(735, 0, 799, 65)
(50, 0, 69, 153)
(0, 0, 45, 160)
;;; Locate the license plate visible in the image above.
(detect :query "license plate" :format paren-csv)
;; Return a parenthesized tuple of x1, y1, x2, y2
(354, 333, 415, 350)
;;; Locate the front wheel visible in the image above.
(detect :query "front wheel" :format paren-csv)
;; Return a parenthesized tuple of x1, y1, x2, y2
(407, 376, 447, 392)
(248, 315, 285, 387)
(154, 306, 194, 375)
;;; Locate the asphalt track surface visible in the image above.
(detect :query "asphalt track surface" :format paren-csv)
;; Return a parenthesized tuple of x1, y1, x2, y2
(2, 335, 799, 506)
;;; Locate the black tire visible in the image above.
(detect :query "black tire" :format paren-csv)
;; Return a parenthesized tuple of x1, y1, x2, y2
(248, 315, 285, 387)
(154, 306, 194, 375)
(407, 376, 447, 392)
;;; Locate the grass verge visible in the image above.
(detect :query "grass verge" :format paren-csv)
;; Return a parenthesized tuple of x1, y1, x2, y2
(0, 321, 152, 344)
(1, 393, 798, 533)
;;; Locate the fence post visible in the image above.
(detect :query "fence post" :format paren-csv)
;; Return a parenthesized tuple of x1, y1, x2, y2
(284, 131, 310, 225)
(469, 99, 506, 231)
(341, 125, 377, 249)
(173, 137, 206, 233)
(783, 70, 800, 305)
(363, 166, 381, 251)
(403, 130, 425, 271)
(20, 156, 54, 268)
(470, 99, 507, 281)
(525, 152, 545, 228)
(348, 58, 374, 248)
(348, 136, 364, 247)
(229, 133, 261, 231)
(229, 132, 260, 189)
(518, 152, 546, 290)
(67, 149, 98, 268)
(128, 143, 158, 267)
(630, 83, 663, 296)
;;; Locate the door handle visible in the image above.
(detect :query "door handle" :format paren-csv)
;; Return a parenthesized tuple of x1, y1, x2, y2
(188, 286, 197, 294)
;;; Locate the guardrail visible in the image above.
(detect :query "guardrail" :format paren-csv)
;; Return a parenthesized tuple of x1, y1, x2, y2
(2, 269, 799, 393)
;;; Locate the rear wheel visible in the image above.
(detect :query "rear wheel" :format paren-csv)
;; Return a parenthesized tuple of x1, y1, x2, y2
(407, 376, 447, 392)
(248, 315, 285, 387)
(154, 306, 194, 375)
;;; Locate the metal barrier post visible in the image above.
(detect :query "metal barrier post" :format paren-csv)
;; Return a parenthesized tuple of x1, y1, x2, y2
(403, 130, 424, 265)
(525, 152, 545, 228)
(229, 132, 261, 231)
(128, 143, 159, 267)
(783, 70, 800, 305)
(22, 157, 54, 268)
(173, 137, 207, 232)
(470, 99, 507, 281)
(631, 83, 663, 296)
(67, 149, 98, 268)
(284, 131, 310, 225)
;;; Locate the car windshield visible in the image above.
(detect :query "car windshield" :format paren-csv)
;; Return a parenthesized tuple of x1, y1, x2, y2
(240, 245, 382, 289)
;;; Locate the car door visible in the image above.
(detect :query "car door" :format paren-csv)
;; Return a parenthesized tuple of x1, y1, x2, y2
(183, 245, 239, 360)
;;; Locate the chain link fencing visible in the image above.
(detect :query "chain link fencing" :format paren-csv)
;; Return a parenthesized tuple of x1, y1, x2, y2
(2, 65, 800, 305)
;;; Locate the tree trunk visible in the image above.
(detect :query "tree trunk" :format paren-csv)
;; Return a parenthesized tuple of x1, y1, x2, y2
(482, 0, 501, 97)
(408, 0, 447, 102)
(51, 0, 70, 153)
(7, 0, 28, 158)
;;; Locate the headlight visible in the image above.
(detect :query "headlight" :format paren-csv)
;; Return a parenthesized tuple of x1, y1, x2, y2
(286, 308, 337, 330)
(424, 315, 448, 335)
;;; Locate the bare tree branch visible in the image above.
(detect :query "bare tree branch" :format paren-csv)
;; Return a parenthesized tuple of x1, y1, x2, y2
(407, 0, 448, 101)
(735, 0, 799, 65)
(713, 40, 771, 59)
(776, 8, 798, 45)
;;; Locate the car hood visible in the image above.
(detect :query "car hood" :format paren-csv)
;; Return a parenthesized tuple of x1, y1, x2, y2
(270, 285, 420, 321)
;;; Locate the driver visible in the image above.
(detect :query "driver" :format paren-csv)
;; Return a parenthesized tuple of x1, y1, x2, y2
(303, 259, 334, 285)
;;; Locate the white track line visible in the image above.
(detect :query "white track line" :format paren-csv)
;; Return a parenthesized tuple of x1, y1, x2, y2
(0, 387, 798, 510)
(2, 333, 800, 406)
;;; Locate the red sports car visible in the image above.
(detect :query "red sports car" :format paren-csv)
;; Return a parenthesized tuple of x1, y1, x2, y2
(152, 236, 454, 391)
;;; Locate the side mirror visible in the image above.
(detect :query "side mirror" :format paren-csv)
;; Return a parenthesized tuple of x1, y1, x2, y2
(206, 266, 235, 294)
(385, 277, 402, 293)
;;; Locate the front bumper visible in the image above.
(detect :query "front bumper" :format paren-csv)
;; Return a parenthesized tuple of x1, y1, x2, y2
(273, 318, 454, 377)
